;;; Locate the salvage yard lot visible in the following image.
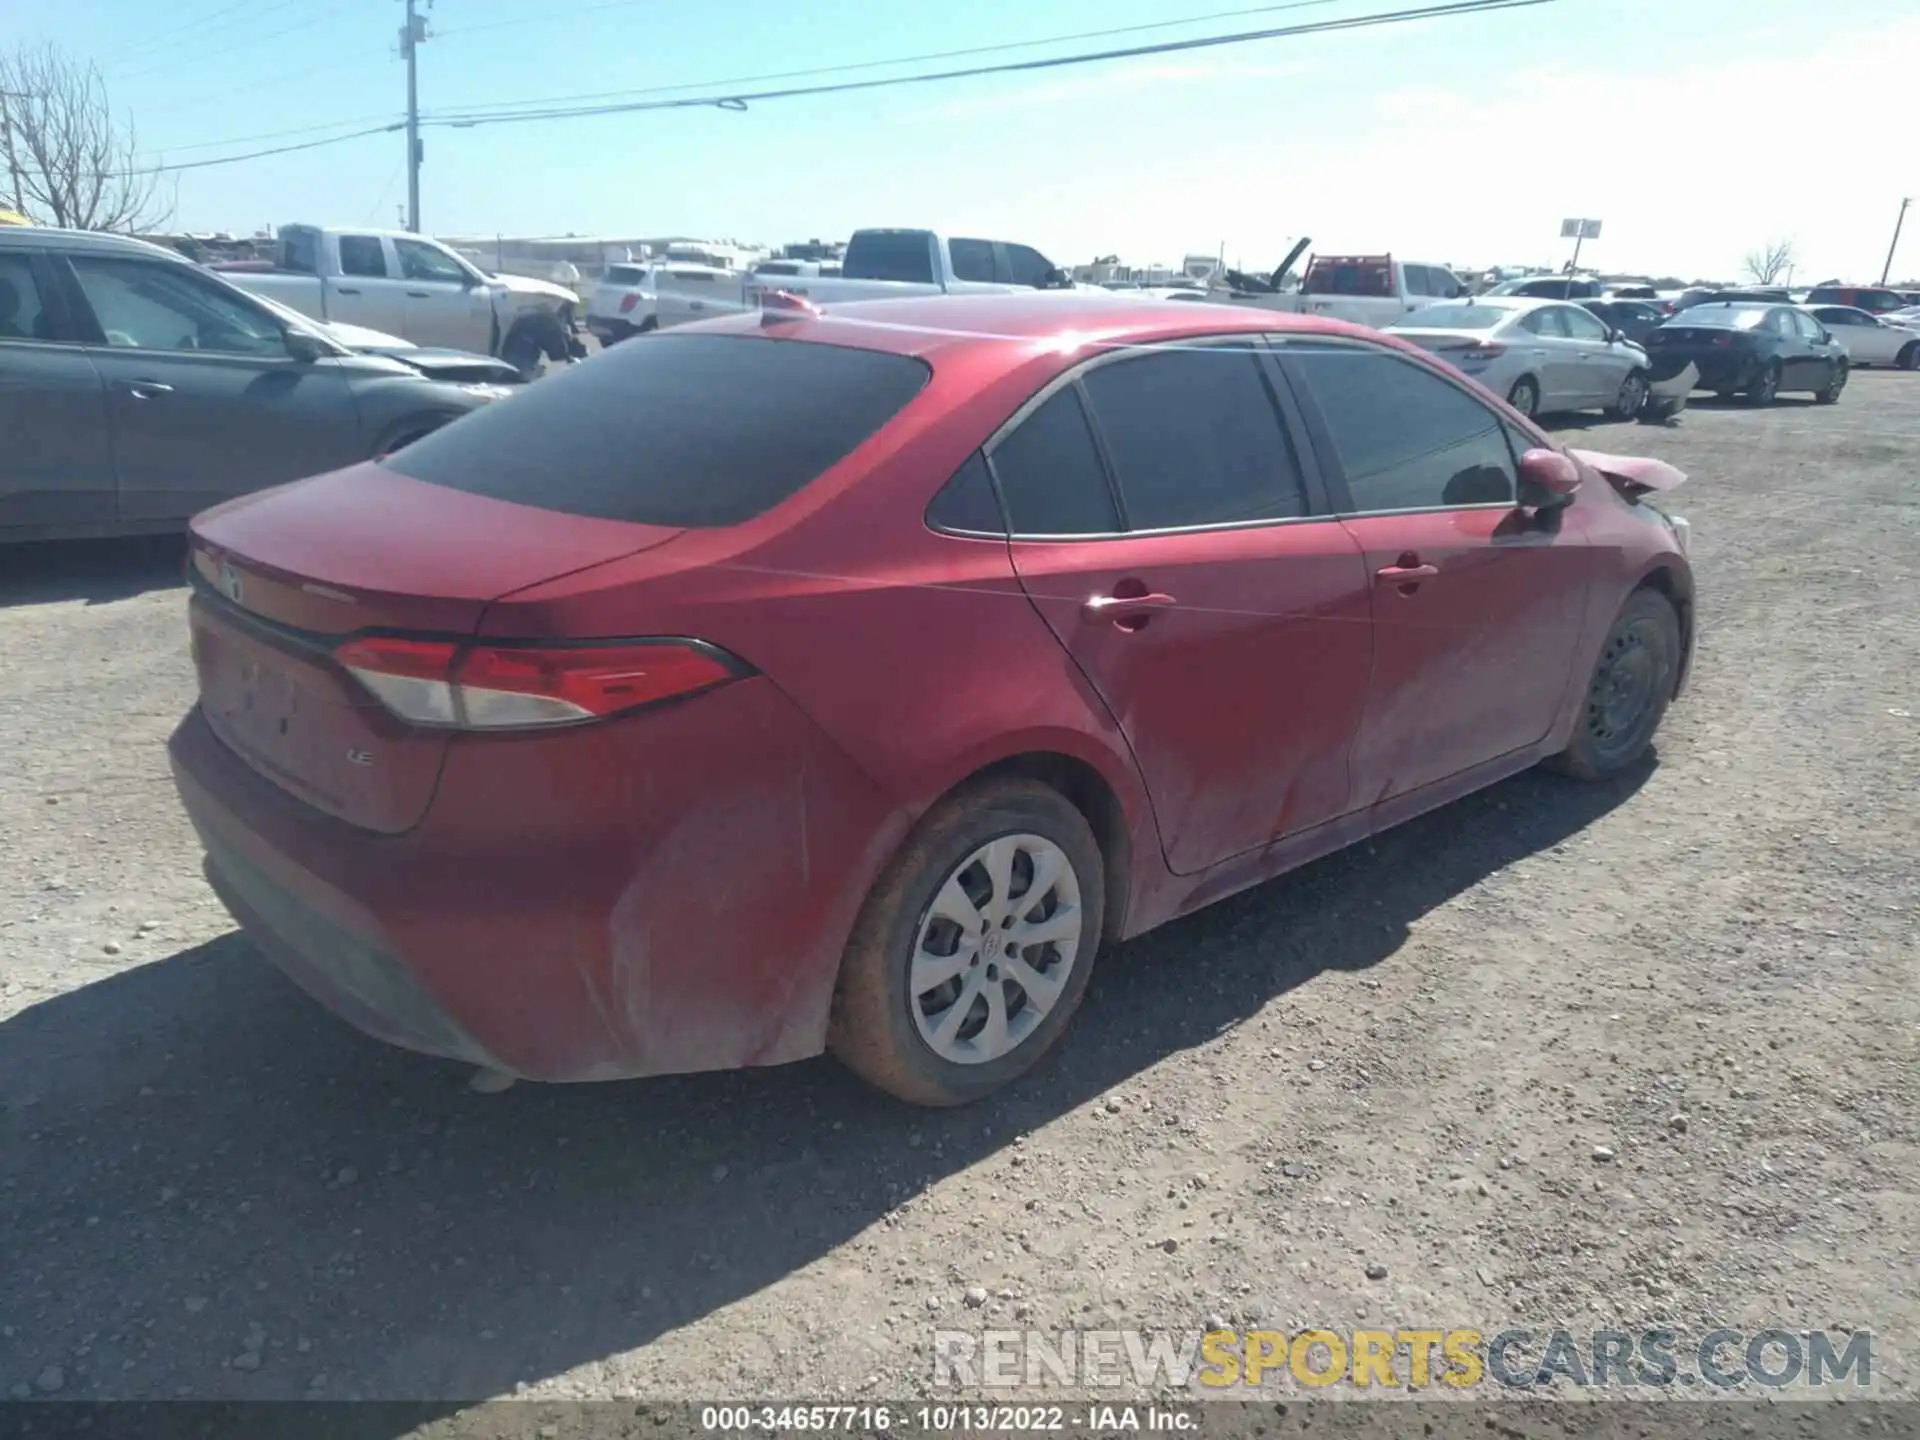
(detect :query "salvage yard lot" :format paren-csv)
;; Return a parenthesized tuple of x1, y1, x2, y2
(1, 379, 1916, 1404)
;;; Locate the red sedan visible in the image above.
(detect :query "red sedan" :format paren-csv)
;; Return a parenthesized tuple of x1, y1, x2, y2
(168, 293, 1695, 1106)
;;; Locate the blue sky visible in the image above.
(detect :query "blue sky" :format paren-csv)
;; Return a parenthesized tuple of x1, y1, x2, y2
(15, 0, 1920, 281)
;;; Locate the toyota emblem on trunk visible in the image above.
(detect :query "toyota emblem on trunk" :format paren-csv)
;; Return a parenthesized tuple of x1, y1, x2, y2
(218, 562, 243, 604)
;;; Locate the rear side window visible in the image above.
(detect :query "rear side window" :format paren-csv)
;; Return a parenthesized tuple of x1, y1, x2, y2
(384, 335, 930, 528)
(1080, 348, 1307, 529)
(604, 265, 648, 284)
(1290, 345, 1516, 512)
(0, 253, 53, 341)
(989, 388, 1120, 537)
(926, 452, 1004, 535)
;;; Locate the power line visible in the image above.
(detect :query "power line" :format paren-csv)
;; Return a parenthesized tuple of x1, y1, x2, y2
(427, 0, 1549, 128)
(140, 111, 404, 159)
(425, 0, 1351, 120)
(110, 6, 366, 83)
(125, 0, 1549, 175)
(99, 0, 305, 72)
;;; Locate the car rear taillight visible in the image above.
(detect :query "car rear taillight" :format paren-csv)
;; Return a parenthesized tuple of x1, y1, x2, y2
(1464, 341, 1507, 359)
(335, 636, 743, 730)
(618, 293, 641, 314)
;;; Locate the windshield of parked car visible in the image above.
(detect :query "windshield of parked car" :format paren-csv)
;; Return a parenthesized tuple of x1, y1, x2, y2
(1389, 303, 1508, 330)
(603, 265, 649, 285)
(1667, 305, 1770, 329)
(383, 335, 932, 527)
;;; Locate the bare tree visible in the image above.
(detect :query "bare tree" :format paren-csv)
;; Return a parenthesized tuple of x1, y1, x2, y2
(0, 43, 172, 232)
(1742, 239, 1797, 286)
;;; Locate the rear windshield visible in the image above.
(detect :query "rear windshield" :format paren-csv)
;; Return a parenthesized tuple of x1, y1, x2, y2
(604, 265, 649, 285)
(842, 231, 935, 284)
(1303, 258, 1392, 297)
(384, 335, 932, 527)
(1391, 303, 1505, 330)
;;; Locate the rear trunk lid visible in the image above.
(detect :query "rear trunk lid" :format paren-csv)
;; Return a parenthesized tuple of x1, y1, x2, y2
(188, 463, 683, 833)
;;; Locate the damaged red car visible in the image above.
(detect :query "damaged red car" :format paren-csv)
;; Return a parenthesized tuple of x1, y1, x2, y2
(168, 293, 1695, 1106)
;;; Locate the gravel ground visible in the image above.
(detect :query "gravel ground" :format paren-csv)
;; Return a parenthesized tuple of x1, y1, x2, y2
(1, 378, 1915, 1416)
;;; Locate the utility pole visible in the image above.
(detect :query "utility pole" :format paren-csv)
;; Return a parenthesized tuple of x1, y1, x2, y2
(0, 89, 29, 215)
(400, 0, 430, 232)
(1881, 197, 1912, 286)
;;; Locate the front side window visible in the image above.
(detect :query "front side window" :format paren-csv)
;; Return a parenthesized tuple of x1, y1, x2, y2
(1290, 345, 1516, 512)
(1560, 305, 1610, 342)
(1079, 347, 1307, 530)
(70, 258, 289, 357)
(988, 387, 1120, 537)
(1004, 245, 1057, 288)
(394, 239, 470, 285)
(337, 236, 388, 278)
(0, 254, 53, 341)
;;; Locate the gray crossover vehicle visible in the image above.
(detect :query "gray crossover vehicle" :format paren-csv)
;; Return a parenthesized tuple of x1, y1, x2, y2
(1, 226, 513, 544)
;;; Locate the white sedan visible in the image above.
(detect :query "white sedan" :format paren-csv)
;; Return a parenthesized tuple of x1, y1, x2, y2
(1387, 296, 1652, 419)
(1805, 305, 1920, 369)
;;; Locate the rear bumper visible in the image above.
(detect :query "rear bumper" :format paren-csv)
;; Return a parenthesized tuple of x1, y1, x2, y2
(168, 678, 903, 1083)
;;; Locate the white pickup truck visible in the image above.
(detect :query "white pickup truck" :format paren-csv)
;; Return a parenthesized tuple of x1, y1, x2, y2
(212, 225, 584, 379)
(1213, 249, 1469, 328)
(740, 228, 1080, 308)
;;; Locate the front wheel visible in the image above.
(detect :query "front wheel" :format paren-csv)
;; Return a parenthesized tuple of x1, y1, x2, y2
(829, 779, 1104, 1106)
(1899, 341, 1920, 371)
(1506, 376, 1540, 418)
(1611, 370, 1648, 420)
(1548, 588, 1681, 782)
(1815, 361, 1847, 404)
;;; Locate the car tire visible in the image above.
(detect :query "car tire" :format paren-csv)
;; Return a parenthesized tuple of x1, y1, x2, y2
(1506, 376, 1540, 418)
(1899, 341, 1920, 371)
(829, 778, 1104, 1107)
(1744, 362, 1780, 406)
(1814, 361, 1847, 404)
(1611, 370, 1649, 420)
(1548, 587, 1681, 782)
(500, 327, 545, 381)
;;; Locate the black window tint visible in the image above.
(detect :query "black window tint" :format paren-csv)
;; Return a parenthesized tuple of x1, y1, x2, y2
(1292, 346, 1516, 512)
(950, 239, 996, 284)
(990, 388, 1120, 536)
(0, 253, 53, 341)
(926, 451, 1005, 535)
(604, 265, 648, 284)
(283, 229, 319, 275)
(385, 335, 929, 527)
(841, 231, 934, 283)
(1081, 348, 1307, 529)
(338, 236, 386, 278)
(1005, 244, 1056, 288)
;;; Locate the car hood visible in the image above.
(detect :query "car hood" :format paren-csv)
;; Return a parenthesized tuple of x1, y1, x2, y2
(320, 318, 415, 350)
(489, 272, 578, 304)
(1568, 448, 1687, 494)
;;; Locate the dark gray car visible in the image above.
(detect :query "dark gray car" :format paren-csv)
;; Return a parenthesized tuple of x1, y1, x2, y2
(0, 227, 510, 543)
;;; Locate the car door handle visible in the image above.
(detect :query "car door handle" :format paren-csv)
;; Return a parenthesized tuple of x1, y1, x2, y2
(335, 287, 362, 296)
(1376, 561, 1438, 585)
(1081, 591, 1177, 626)
(405, 290, 431, 299)
(125, 380, 174, 398)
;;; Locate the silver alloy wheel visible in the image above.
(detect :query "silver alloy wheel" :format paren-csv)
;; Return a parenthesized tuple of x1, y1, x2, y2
(1616, 373, 1647, 417)
(1508, 378, 1538, 416)
(909, 833, 1084, 1066)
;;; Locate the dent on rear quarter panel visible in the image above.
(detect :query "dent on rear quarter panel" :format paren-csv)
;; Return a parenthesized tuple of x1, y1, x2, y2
(398, 678, 902, 1082)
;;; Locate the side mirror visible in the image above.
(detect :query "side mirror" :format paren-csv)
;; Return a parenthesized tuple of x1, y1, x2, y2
(1517, 447, 1581, 508)
(1607, 327, 1626, 344)
(1042, 266, 1072, 289)
(283, 327, 326, 363)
